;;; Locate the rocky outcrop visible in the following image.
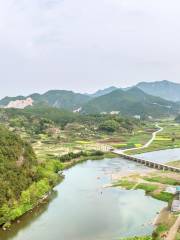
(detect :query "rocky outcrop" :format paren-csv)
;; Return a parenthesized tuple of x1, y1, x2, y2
(4, 97, 33, 109)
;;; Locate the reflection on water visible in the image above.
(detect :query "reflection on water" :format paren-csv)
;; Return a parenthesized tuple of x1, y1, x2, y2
(135, 148, 180, 164)
(0, 191, 58, 240)
(0, 158, 166, 240)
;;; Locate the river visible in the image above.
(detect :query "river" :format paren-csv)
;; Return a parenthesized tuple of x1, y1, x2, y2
(0, 156, 167, 240)
(135, 148, 180, 164)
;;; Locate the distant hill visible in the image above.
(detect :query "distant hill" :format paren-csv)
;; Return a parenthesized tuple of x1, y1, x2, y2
(90, 86, 118, 98)
(136, 80, 180, 102)
(1, 81, 180, 116)
(175, 114, 180, 123)
(0, 96, 26, 106)
(0, 90, 91, 111)
(81, 87, 180, 118)
(0, 87, 119, 111)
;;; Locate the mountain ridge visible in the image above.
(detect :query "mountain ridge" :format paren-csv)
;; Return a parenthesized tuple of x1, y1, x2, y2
(1, 80, 180, 117)
(90, 86, 118, 98)
(136, 80, 180, 102)
(81, 87, 180, 118)
(0, 90, 91, 111)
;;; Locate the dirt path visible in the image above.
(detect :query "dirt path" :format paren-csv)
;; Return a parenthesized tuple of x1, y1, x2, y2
(114, 123, 163, 154)
(166, 215, 180, 240)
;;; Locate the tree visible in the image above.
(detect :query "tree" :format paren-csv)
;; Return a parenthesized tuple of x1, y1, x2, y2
(99, 120, 119, 132)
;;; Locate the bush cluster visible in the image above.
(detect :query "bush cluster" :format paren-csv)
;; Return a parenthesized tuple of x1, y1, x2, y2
(59, 150, 104, 162)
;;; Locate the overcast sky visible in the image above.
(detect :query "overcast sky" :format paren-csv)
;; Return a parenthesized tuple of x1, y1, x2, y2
(0, 0, 180, 97)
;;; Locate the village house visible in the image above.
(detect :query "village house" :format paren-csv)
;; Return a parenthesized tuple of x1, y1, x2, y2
(169, 186, 180, 212)
(171, 200, 180, 212)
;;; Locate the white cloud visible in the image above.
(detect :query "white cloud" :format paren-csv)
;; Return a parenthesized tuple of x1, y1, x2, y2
(0, 0, 180, 97)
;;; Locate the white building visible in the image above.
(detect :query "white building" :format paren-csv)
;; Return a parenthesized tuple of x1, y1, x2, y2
(110, 111, 119, 115)
(165, 186, 177, 195)
(171, 200, 180, 212)
(134, 115, 141, 120)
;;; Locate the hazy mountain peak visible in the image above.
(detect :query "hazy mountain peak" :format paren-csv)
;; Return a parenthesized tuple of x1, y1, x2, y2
(91, 86, 118, 98)
(126, 86, 146, 94)
(136, 80, 180, 102)
(81, 84, 179, 118)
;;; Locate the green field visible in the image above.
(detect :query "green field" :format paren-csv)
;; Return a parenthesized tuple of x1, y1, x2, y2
(126, 122, 180, 155)
(25, 121, 157, 163)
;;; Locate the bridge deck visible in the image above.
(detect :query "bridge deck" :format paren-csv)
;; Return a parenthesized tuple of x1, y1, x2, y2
(114, 151, 180, 173)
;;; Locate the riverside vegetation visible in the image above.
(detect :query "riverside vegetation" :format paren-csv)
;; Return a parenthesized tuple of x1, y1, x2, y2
(0, 125, 63, 229)
(0, 106, 152, 228)
(0, 106, 180, 239)
(115, 165, 180, 239)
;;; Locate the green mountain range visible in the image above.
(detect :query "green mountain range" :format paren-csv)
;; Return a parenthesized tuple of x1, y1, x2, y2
(90, 86, 118, 98)
(1, 81, 180, 118)
(81, 87, 180, 118)
(136, 80, 180, 102)
(0, 90, 91, 111)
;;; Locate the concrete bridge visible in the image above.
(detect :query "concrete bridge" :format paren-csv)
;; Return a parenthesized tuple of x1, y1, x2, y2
(113, 124, 180, 173)
(114, 151, 180, 173)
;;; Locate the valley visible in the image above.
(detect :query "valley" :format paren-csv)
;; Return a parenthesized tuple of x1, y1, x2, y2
(1, 0, 180, 238)
(1, 81, 180, 119)
(0, 82, 180, 240)
(0, 117, 180, 240)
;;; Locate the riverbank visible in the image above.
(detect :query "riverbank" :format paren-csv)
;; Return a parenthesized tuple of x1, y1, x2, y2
(111, 122, 180, 239)
(61, 151, 117, 169)
(113, 169, 180, 239)
(1, 150, 118, 230)
(1, 121, 179, 238)
(167, 160, 180, 168)
(0, 156, 166, 240)
(9, 120, 157, 234)
(121, 237, 152, 240)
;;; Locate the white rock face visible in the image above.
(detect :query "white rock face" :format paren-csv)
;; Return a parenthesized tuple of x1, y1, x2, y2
(5, 97, 34, 109)
(73, 107, 82, 113)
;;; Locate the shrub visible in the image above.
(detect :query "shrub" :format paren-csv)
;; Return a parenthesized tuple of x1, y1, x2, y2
(99, 120, 119, 132)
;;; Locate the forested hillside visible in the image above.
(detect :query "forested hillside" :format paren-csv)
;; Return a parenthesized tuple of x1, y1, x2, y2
(0, 90, 91, 111)
(0, 106, 140, 132)
(175, 115, 180, 123)
(0, 106, 76, 128)
(82, 87, 180, 118)
(0, 125, 62, 227)
(1, 83, 180, 119)
(0, 103, 159, 230)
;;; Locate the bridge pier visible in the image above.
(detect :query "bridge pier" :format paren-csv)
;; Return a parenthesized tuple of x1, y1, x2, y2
(114, 152, 180, 173)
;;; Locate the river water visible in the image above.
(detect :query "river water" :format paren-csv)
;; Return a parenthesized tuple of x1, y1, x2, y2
(0, 157, 167, 240)
(135, 148, 180, 164)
